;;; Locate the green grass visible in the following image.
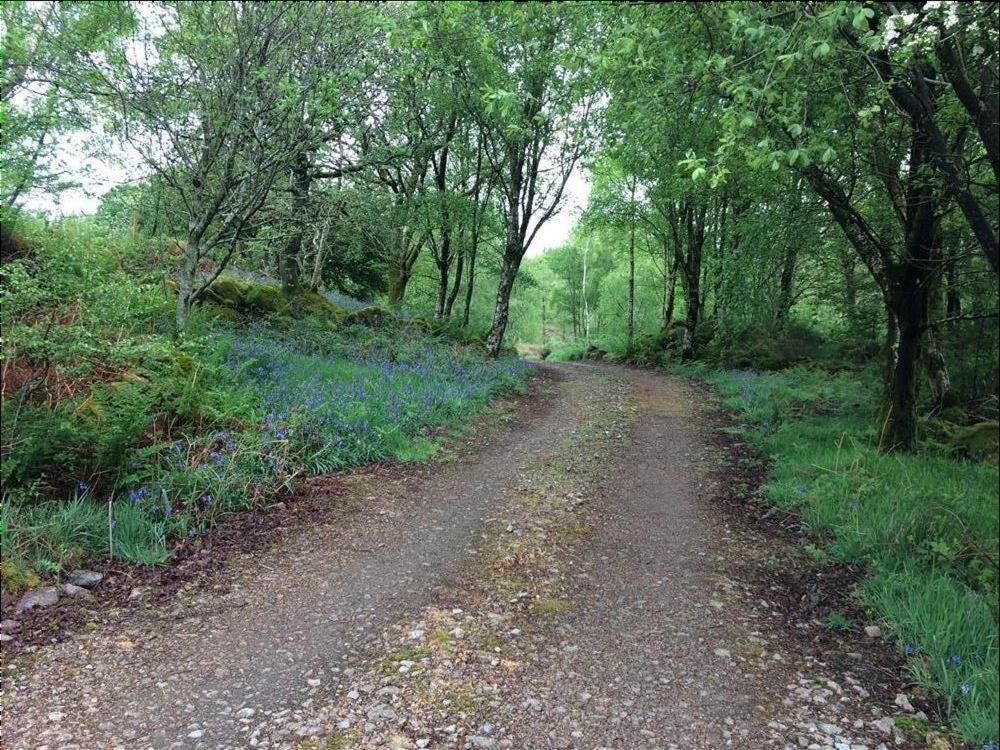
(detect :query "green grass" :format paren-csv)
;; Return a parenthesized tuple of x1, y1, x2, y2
(675, 363, 998, 745)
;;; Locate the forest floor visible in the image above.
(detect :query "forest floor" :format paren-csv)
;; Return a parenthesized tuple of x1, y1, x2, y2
(1, 363, 949, 749)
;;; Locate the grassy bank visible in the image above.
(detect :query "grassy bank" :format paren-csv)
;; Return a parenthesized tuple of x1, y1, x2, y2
(1, 220, 531, 594)
(674, 363, 998, 744)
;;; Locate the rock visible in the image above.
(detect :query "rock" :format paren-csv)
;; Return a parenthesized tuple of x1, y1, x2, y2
(62, 583, 90, 598)
(0, 634, 12, 643)
(236, 708, 255, 719)
(128, 587, 146, 602)
(47, 711, 65, 722)
(713, 648, 731, 658)
(0, 619, 20, 634)
(863, 625, 881, 638)
(366, 704, 399, 723)
(15, 586, 59, 614)
(66, 569, 103, 588)
(188, 729, 204, 739)
(871, 718, 894, 735)
(469, 737, 496, 749)
(894, 693, 915, 712)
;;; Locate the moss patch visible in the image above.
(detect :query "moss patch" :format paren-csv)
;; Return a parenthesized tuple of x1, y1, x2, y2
(203, 276, 345, 324)
(530, 596, 572, 615)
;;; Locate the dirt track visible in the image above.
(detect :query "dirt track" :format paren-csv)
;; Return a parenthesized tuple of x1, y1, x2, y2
(2, 363, 925, 749)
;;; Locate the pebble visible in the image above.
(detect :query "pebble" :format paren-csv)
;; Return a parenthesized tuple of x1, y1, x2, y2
(469, 737, 496, 749)
(863, 625, 881, 638)
(893, 693, 914, 713)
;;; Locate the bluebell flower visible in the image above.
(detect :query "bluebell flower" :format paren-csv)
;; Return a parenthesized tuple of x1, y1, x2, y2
(109, 518, 117, 529)
(225, 440, 237, 452)
(275, 427, 289, 439)
(129, 487, 148, 503)
(210, 451, 224, 464)
(948, 654, 961, 665)
(904, 644, 918, 656)
(960, 682, 971, 695)
(201, 494, 213, 506)
(75, 481, 90, 493)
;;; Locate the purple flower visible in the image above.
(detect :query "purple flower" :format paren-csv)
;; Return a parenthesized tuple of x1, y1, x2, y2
(225, 440, 237, 452)
(75, 481, 90, 493)
(904, 644, 918, 656)
(961, 682, 971, 695)
(201, 494, 213, 506)
(210, 451, 224, 464)
(129, 487, 148, 503)
(948, 654, 961, 665)
(109, 518, 117, 529)
(275, 427, 289, 439)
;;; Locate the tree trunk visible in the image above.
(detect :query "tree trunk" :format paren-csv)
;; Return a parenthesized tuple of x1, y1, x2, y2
(387, 270, 411, 306)
(434, 258, 449, 319)
(627, 180, 636, 348)
(880, 286, 925, 450)
(444, 247, 464, 318)
(462, 242, 476, 327)
(681, 268, 700, 359)
(176, 235, 200, 330)
(776, 244, 798, 322)
(486, 250, 519, 357)
(663, 251, 677, 329)
(280, 153, 311, 295)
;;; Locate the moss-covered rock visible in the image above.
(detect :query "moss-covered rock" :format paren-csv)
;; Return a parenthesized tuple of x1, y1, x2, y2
(343, 305, 395, 327)
(949, 421, 999, 460)
(202, 276, 345, 325)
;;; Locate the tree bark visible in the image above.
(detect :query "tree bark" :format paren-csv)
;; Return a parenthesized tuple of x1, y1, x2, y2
(280, 152, 311, 295)
(486, 248, 520, 356)
(462, 242, 476, 327)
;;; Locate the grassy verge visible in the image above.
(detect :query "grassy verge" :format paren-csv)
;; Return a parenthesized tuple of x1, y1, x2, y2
(1, 220, 532, 594)
(675, 362, 998, 745)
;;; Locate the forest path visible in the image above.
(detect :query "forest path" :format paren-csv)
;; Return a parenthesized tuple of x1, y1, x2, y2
(4, 363, 909, 749)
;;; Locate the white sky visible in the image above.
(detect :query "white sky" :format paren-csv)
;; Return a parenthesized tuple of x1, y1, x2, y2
(525, 167, 590, 256)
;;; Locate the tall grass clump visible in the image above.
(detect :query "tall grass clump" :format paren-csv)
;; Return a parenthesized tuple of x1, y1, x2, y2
(677, 363, 998, 745)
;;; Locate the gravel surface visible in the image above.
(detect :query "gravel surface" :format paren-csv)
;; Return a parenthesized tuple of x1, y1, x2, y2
(1, 363, 937, 749)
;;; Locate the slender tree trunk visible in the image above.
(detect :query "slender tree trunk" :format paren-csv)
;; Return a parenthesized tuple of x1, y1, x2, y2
(486, 248, 520, 356)
(663, 250, 678, 328)
(462, 243, 477, 327)
(444, 247, 464, 318)
(776, 245, 798, 322)
(923, 269, 955, 408)
(627, 180, 636, 348)
(176, 234, 200, 330)
(280, 153, 311, 295)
